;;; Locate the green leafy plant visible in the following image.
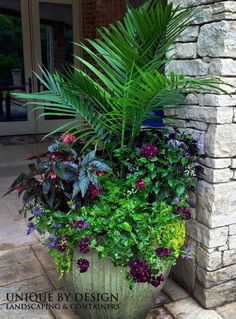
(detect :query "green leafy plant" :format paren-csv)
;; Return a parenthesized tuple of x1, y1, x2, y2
(14, 1, 222, 154)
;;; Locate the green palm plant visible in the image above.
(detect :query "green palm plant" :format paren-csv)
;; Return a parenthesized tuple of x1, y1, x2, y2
(16, 0, 222, 153)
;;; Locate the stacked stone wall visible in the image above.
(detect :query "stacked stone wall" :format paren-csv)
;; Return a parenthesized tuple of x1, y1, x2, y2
(167, 0, 236, 309)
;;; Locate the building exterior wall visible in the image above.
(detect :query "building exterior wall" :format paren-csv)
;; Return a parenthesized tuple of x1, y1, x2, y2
(167, 0, 236, 309)
(82, 0, 125, 41)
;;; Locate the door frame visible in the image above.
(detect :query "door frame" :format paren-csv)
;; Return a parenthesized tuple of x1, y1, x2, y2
(29, 0, 82, 134)
(0, 0, 36, 136)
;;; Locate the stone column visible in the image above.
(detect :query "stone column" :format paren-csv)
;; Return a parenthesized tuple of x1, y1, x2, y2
(166, 0, 236, 309)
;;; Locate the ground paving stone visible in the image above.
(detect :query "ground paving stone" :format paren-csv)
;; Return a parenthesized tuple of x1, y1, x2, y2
(47, 270, 63, 290)
(165, 297, 223, 319)
(154, 292, 171, 307)
(0, 260, 45, 286)
(0, 247, 36, 267)
(0, 301, 55, 319)
(147, 308, 174, 319)
(216, 302, 236, 319)
(0, 276, 53, 305)
(162, 278, 189, 301)
(32, 243, 55, 271)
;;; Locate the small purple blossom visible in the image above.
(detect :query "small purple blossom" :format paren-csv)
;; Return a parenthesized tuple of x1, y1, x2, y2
(197, 134, 205, 152)
(176, 207, 192, 220)
(51, 222, 62, 228)
(140, 145, 158, 159)
(129, 259, 151, 283)
(168, 140, 184, 147)
(78, 236, 92, 253)
(156, 247, 171, 258)
(183, 247, 193, 259)
(25, 221, 36, 234)
(70, 203, 76, 210)
(189, 200, 196, 208)
(173, 197, 179, 204)
(150, 274, 164, 287)
(46, 234, 58, 248)
(31, 207, 43, 216)
(77, 258, 90, 273)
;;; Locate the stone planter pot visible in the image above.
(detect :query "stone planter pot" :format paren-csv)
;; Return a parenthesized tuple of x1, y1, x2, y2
(63, 249, 170, 319)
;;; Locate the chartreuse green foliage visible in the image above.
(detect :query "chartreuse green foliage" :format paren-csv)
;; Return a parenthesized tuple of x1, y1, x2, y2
(14, 1, 222, 153)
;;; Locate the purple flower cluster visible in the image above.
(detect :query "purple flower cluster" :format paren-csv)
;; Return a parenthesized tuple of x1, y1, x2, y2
(70, 218, 89, 229)
(47, 234, 58, 248)
(57, 237, 68, 253)
(129, 260, 151, 283)
(78, 236, 92, 253)
(51, 222, 62, 229)
(31, 207, 43, 216)
(129, 259, 164, 288)
(77, 258, 90, 273)
(150, 274, 164, 287)
(156, 247, 171, 258)
(140, 145, 158, 159)
(25, 221, 36, 234)
(176, 207, 192, 220)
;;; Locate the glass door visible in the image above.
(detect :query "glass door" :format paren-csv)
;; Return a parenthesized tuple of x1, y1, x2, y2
(0, 0, 36, 135)
(30, 0, 81, 134)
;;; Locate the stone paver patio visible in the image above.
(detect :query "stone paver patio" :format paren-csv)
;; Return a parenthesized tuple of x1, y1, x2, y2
(0, 143, 235, 319)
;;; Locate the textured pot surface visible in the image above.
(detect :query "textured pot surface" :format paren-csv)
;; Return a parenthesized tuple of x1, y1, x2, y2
(63, 249, 170, 319)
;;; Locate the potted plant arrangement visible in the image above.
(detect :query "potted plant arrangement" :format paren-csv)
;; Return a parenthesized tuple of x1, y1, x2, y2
(6, 1, 223, 319)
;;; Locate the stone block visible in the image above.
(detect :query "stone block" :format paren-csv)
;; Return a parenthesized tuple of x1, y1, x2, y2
(176, 26, 199, 42)
(223, 249, 236, 266)
(200, 157, 231, 169)
(198, 21, 236, 57)
(197, 180, 236, 228)
(166, 59, 209, 76)
(205, 124, 236, 157)
(173, 106, 233, 124)
(186, 220, 228, 248)
(203, 94, 236, 107)
(228, 235, 236, 250)
(165, 297, 223, 319)
(196, 264, 236, 288)
(197, 246, 222, 271)
(162, 278, 189, 301)
(172, 42, 197, 59)
(203, 167, 231, 183)
(232, 159, 236, 169)
(229, 224, 236, 235)
(194, 279, 236, 308)
(209, 58, 236, 76)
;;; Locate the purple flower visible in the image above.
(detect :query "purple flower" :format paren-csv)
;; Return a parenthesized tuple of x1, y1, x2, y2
(129, 259, 151, 283)
(150, 274, 164, 287)
(140, 145, 158, 159)
(168, 140, 184, 147)
(51, 222, 62, 228)
(156, 247, 171, 258)
(183, 247, 193, 259)
(46, 235, 58, 248)
(70, 203, 76, 210)
(78, 236, 92, 253)
(176, 207, 192, 220)
(76, 219, 89, 229)
(173, 197, 179, 205)
(31, 207, 43, 216)
(197, 134, 205, 152)
(25, 221, 36, 234)
(77, 258, 90, 273)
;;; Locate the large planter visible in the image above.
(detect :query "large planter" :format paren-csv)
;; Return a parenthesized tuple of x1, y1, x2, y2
(63, 249, 170, 319)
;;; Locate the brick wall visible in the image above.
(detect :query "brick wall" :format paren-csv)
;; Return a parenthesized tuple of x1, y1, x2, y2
(82, 0, 126, 41)
(166, 0, 236, 309)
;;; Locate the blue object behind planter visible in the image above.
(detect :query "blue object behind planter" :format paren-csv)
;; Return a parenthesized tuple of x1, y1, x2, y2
(142, 110, 164, 128)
